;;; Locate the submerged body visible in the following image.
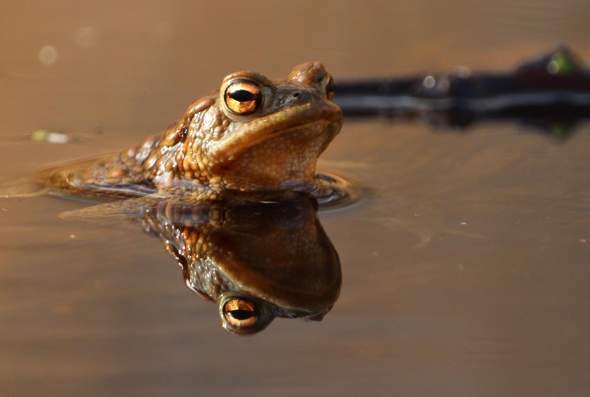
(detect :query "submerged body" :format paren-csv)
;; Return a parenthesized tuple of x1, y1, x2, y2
(39, 62, 342, 202)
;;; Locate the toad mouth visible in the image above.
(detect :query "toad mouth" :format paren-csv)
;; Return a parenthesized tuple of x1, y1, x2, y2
(209, 101, 342, 167)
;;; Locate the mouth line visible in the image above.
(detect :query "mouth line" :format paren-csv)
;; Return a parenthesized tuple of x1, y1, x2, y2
(209, 102, 342, 165)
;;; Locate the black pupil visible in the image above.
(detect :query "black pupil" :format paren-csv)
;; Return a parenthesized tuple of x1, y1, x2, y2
(229, 309, 254, 320)
(229, 89, 255, 102)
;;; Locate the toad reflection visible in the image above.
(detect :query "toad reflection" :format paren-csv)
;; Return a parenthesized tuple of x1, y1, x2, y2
(137, 194, 341, 335)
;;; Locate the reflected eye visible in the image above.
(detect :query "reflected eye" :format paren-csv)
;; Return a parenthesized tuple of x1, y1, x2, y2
(224, 80, 262, 115)
(222, 298, 258, 329)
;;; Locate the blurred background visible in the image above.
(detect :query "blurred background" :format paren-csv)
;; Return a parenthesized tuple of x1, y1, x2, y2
(1, 1, 590, 396)
(2, 0, 589, 135)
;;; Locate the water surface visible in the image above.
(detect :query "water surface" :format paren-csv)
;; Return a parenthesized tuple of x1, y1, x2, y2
(1, 1, 590, 396)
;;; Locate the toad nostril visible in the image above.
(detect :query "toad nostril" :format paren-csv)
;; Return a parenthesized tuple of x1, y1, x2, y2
(292, 92, 301, 98)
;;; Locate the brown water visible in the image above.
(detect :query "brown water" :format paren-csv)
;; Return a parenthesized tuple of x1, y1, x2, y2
(2, 1, 590, 396)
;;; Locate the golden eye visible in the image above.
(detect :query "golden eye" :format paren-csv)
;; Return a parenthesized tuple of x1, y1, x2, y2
(224, 80, 261, 115)
(222, 298, 258, 329)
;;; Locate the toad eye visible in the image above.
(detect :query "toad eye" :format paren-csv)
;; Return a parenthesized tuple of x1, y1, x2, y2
(222, 297, 258, 329)
(224, 80, 262, 115)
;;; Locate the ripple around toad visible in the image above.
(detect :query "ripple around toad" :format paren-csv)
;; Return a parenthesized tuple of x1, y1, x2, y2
(313, 172, 363, 211)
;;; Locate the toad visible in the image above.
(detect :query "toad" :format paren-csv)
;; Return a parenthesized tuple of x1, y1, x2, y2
(39, 62, 344, 203)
